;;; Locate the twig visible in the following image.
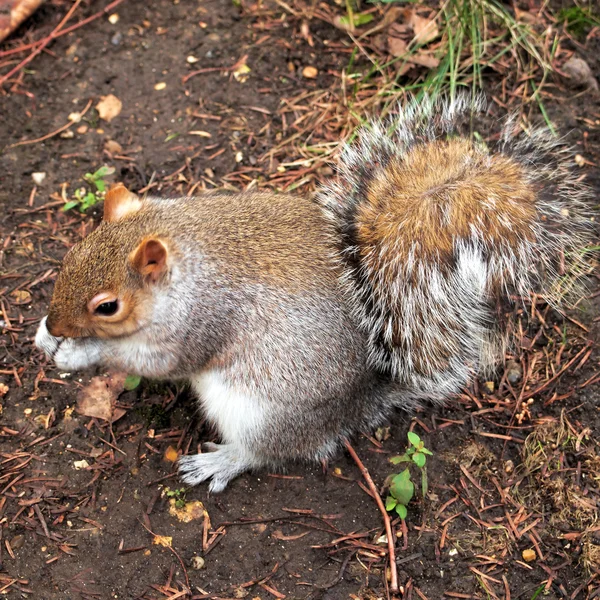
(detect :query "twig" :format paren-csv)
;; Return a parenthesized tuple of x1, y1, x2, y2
(344, 439, 398, 593)
(8, 99, 93, 148)
(0, 0, 84, 87)
(0, 0, 127, 60)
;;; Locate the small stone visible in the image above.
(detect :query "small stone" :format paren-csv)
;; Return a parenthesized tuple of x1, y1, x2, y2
(111, 32, 123, 46)
(60, 130, 75, 139)
(562, 57, 599, 91)
(31, 172, 46, 185)
(190, 555, 205, 570)
(108, 13, 119, 24)
(522, 548, 536, 562)
(154, 82, 167, 90)
(24, 408, 33, 416)
(207, 33, 220, 42)
(187, 55, 199, 63)
(235, 151, 243, 163)
(68, 112, 82, 123)
(504, 459, 514, 474)
(0, 383, 8, 397)
(73, 459, 90, 470)
(10, 535, 25, 550)
(506, 361, 522, 384)
(77, 125, 88, 134)
(302, 66, 318, 79)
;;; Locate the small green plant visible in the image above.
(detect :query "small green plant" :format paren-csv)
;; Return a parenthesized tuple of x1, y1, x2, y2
(557, 5, 599, 38)
(385, 431, 433, 520)
(63, 165, 115, 212)
(164, 487, 186, 508)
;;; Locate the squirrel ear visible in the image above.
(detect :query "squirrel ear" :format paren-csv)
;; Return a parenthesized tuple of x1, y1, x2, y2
(104, 183, 142, 222)
(130, 238, 169, 283)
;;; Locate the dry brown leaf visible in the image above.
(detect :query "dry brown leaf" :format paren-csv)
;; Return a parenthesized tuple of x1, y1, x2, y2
(408, 52, 440, 69)
(407, 11, 439, 45)
(96, 94, 122, 122)
(168, 499, 209, 524)
(76, 372, 127, 423)
(388, 36, 407, 58)
(153, 535, 172, 548)
(164, 446, 179, 462)
(10, 289, 31, 304)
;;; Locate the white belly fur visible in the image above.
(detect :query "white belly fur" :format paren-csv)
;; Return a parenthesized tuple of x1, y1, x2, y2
(191, 370, 265, 444)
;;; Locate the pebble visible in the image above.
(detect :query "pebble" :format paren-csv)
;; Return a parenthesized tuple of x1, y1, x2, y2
(108, 13, 119, 24)
(302, 66, 318, 79)
(10, 535, 25, 550)
(506, 361, 522, 384)
(190, 555, 205, 570)
(154, 82, 167, 90)
(111, 32, 123, 46)
(31, 172, 46, 185)
(561, 57, 599, 91)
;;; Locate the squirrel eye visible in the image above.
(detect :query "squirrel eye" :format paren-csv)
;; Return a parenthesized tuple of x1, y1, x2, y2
(95, 300, 119, 316)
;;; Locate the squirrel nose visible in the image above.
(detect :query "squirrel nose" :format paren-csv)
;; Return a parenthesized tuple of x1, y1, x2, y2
(46, 316, 65, 338)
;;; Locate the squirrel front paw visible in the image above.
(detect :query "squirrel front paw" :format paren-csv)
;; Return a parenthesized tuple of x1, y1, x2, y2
(53, 338, 102, 371)
(178, 443, 255, 493)
(35, 316, 102, 371)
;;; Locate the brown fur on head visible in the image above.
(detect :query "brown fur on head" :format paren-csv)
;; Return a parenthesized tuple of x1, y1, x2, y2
(46, 184, 170, 339)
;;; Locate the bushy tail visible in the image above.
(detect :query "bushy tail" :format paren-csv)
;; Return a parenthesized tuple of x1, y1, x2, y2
(319, 95, 596, 401)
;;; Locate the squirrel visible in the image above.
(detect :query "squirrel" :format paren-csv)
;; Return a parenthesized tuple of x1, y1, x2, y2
(35, 95, 595, 492)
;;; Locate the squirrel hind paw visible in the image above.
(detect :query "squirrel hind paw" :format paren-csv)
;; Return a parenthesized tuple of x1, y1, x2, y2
(178, 444, 255, 492)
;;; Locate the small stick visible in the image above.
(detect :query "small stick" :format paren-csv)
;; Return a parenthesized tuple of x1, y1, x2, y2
(0, 0, 127, 59)
(0, 0, 84, 87)
(344, 439, 398, 593)
(9, 98, 93, 148)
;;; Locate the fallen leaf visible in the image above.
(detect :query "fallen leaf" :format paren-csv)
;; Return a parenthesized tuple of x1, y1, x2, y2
(10, 290, 31, 304)
(407, 11, 439, 45)
(164, 446, 179, 462)
(76, 372, 127, 422)
(233, 62, 251, 83)
(153, 535, 172, 548)
(96, 94, 122, 122)
(104, 139, 123, 154)
(408, 52, 440, 69)
(168, 499, 209, 524)
(388, 36, 407, 58)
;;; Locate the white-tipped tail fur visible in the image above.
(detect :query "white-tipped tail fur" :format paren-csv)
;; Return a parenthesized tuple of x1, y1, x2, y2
(318, 94, 596, 402)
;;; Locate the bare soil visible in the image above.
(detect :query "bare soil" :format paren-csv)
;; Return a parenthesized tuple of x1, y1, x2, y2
(1, 1, 599, 599)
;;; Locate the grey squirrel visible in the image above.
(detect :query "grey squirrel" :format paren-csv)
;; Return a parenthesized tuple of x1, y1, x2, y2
(35, 96, 594, 492)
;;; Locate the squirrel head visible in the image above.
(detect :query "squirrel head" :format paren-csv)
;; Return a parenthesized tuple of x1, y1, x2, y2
(46, 184, 172, 339)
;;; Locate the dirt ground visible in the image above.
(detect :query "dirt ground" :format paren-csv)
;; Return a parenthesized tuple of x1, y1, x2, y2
(1, 1, 600, 599)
